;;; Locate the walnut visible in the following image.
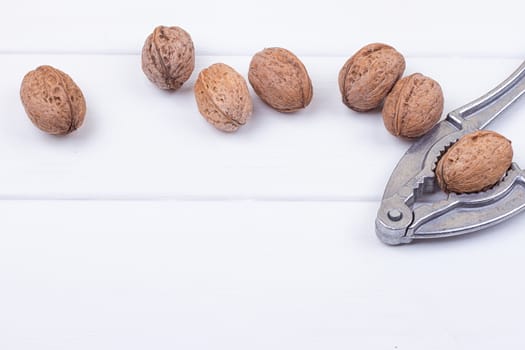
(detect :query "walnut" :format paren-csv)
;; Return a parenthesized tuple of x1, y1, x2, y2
(338, 43, 405, 112)
(20, 65, 86, 135)
(382, 73, 444, 138)
(194, 63, 253, 132)
(435, 130, 513, 193)
(248, 47, 313, 112)
(141, 25, 195, 90)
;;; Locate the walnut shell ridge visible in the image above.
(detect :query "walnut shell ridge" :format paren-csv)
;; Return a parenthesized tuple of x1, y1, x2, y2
(248, 47, 313, 113)
(194, 63, 253, 132)
(435, 130, 513, 194)
(20, 65, 86, 135)
(338, 43, 405, 112)
(382, 73, 444, 138)
(142, 25, 195, 90)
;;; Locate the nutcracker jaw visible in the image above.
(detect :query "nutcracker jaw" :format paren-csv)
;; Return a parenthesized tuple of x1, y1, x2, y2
(376, 61, 525, 245)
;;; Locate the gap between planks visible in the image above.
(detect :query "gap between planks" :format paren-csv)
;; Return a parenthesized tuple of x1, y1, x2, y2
(0, 195, 381, 203)
(0, 51, 522, 61)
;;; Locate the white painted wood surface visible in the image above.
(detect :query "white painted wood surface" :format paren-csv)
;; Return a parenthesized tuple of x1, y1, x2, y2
(1, 200, 525, 349)
(1, 55, 524, 199)
(2, 0, 524, 57)
(1, 0, 525, 349)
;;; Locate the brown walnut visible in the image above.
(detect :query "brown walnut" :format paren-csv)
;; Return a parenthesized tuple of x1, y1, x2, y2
(338, 43, 405, 112)
(248, 47, 313, 112)
(194, 63, 253, 132)
(435, 130, 513, 193)
(382, 73, 444, 138)
(20, 65, 86, 135)
(141, 25, 195, 90)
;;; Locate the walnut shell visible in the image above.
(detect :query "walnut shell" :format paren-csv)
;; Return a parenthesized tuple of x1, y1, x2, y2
(382, 73, 444, 138)
(435, 130, 513, 194)
(141, 25, 195, 90)
(20, 65, 86, 135)
(248, 47, 313, 112)
(194, 63, 253, 132)
(338, 43, 405, 112)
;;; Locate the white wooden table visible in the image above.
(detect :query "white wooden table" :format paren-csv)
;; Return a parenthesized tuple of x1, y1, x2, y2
(1, 1, 525, 348)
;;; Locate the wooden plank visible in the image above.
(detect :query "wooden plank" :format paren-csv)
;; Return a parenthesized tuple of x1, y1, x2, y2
(0, 55, 523, 199)
(0, 200, 523, 349)
(0, 0, 522, 57)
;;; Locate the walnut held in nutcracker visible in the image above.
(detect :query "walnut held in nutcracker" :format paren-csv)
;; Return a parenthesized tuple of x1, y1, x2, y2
(382, 73, 444, 138)
(20, 65, 86, 135)
(248, 47, 313, 112)
(339, 43, 405, 112)
(435, 130, 513, 194)
(142, 25, 195, 90)
(194, 63, 253, 132)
